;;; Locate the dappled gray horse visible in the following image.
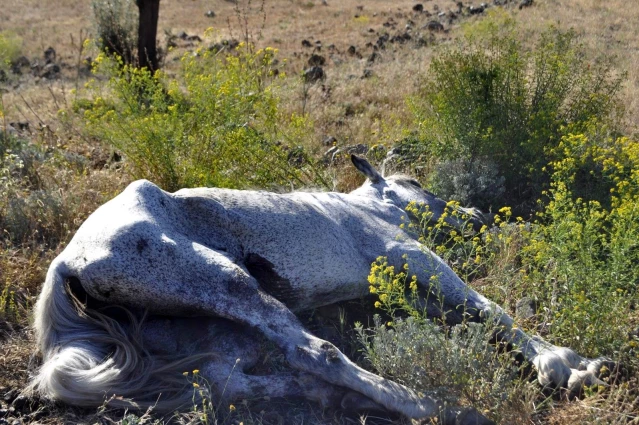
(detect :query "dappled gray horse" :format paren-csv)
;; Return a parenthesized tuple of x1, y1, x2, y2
(29, 156, 611, 423)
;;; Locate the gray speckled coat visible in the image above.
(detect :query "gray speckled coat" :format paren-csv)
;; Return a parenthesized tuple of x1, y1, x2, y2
(29, 156, 612, 424)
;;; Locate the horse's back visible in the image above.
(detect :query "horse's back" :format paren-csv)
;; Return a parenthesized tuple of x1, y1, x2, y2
(58, 181, 392, 311)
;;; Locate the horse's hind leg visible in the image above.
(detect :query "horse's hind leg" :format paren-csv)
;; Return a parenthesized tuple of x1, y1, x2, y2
(142, 317, 383, 412)
(90, 235, 442, 419)
(201, 362, 369, 411)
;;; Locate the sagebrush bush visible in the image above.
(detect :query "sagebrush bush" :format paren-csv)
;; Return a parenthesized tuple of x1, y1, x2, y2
(430, 158, 505, 209)
(358, 309, 535, 423)
(92, 0, 138, 65)
(410, 12, 623, 213)
(357, 316, 536, 423)
(78, 44, 329, 191)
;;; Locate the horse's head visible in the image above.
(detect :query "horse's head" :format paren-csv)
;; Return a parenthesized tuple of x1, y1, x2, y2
(350, 155, 487, 231)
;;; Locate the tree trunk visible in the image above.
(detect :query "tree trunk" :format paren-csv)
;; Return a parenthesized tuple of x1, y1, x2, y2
(137, 0, 161, 70)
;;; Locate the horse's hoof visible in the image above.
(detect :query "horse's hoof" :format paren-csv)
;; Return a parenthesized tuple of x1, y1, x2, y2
(566, 358, 619, 397)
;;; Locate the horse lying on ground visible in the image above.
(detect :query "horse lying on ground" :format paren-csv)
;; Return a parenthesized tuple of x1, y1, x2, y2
(28, 155, 613, 424)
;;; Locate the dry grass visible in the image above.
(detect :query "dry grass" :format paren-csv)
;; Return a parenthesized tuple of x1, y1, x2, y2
(4, 0, 639, 144)
(1, 0, 639, 424)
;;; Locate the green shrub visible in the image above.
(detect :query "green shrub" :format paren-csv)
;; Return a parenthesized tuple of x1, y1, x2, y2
(79, 44, 329, 191)
(410, 14, 623, 213)
(0, 31, 22, 72)
(92, 0, 138, 65)
(521, 128, 639, 357)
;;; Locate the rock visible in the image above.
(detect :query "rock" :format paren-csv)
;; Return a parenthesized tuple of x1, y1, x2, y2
(447, 11, 459, 22)
(9, 122, 28, 132)
(345, 144, 368, 155)
(307, 54, 326, 66)
(415, 35, 429, 47)
(469, 4, 485, 14)
(44, 47, 56, 64)
(323, 135, 337, 146)
(390, 32, 411, 44)
(301, 39, 312, 48)
(424, 20, 444, 31)
(519, 0, 533, 9)
(208, 39, 239, 53)
(367, 51, 381, 64)
(205, 10, 216, 17)
(303, 66, 325, 83)
(30, 60, 40, 75)
(362, 68, 373, 78)
(516, 297, 538, 320)
(40, 63, 61, 79)
(347, 45, 357, 56)
(10, 56, 29, 74)
(382, 18, 396, 28)
(369, 144, 387, 156)
(186, 35, 202, 42)
(376, 33, 390, 49)
(412, 3, 424, 12)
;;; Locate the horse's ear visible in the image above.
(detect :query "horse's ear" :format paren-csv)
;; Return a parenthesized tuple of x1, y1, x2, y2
(351, 155, 384, 184)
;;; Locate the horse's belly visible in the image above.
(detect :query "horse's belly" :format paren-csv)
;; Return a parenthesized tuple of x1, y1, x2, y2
(244, 250, 371, 312)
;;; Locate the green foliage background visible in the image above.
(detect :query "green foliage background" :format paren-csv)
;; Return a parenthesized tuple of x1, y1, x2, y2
(410, 12, 624, 212)
(78, 45, 329, 192)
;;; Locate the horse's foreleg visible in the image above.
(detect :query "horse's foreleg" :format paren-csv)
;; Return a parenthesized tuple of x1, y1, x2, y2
(390, 242, 615, 395)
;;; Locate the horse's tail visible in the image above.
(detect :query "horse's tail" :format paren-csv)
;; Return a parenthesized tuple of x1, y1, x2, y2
(26, 258, 205, 411)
